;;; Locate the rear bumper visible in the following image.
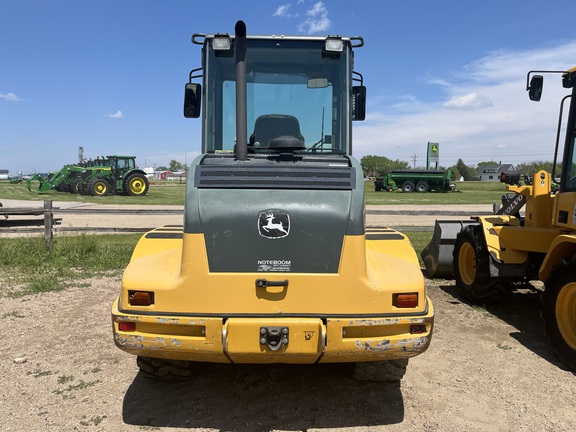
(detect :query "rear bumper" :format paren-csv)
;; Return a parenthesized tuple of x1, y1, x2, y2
(111, 297, 434, 364)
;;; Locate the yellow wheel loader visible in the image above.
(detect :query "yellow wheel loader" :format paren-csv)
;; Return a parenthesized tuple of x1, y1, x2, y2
(422, 67, 576, 370)
(111, 21, 434, 381)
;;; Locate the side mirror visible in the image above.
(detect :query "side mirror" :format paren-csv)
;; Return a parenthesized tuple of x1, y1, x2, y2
(184, 83, 202, 118)
(528, 75, 543, 101)
(352, 86, 366, 121)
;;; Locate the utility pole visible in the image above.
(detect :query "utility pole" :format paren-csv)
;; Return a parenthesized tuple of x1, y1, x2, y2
(411, 154, 418, 169)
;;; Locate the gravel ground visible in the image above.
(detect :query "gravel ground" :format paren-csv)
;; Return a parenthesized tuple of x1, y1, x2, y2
(1, 277, 575, 432)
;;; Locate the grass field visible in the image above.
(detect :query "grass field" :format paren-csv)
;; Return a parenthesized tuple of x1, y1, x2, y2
(1, 179, 508, 206)
(0, 180, 186, 205)
(0, 231, 432, 297)
(0, 234, 142, 297)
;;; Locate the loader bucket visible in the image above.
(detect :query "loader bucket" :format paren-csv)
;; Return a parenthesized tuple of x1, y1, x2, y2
(26, 175, 52, 193)
(421, 219, 479, 279)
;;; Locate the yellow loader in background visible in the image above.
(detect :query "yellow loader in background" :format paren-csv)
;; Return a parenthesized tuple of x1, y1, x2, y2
(422, 67, 576, 371)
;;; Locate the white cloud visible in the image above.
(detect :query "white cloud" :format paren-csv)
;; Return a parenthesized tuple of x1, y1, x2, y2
(107, 110, 124, 119)
(0, 92, 21, 101)
(443, 92, 493, 110)
(298, 1, 330, 33)
(274, 4, 292, 18)
(354, 41, 576, 167)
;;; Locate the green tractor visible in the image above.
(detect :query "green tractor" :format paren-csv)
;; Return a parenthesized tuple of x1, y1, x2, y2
(75, 155, 150, 196)
(27, 155, 150, 196)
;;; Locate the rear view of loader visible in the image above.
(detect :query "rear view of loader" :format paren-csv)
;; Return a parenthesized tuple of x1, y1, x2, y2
(423, 67, 576, 370)
(111, 21, 433, 381)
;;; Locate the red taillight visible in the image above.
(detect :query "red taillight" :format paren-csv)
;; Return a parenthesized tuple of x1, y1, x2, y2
(393, 293, 418, 308)
(410, 324, 427, 334)
(118, 322, 136, 332)
(128, 291, 154, 306)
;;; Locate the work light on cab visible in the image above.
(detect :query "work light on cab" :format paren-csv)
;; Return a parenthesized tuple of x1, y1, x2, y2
(212, 35, 231, 51)
(325, 37, 344, 52)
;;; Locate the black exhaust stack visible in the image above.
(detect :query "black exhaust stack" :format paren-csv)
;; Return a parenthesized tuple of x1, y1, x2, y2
(235, 20, 248, 161)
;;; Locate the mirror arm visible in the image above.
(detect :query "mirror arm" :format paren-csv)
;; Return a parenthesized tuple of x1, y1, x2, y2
(189, 67, 203, 83)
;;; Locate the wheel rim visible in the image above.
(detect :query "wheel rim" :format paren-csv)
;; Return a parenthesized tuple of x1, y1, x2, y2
(94, 182, 107, 195)
(556, 282, 576, 350)
(458, 242, 477, 285)
(129, 178, 146, 194)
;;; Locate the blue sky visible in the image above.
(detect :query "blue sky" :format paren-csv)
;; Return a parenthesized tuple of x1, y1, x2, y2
(2, 0, 576, 175)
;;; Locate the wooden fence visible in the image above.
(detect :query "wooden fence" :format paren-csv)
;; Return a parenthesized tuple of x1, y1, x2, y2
(0, 200, 61, 249)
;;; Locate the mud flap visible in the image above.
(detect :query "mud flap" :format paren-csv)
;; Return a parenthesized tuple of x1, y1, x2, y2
(421, 220, 479, 279)
(223, 318, 325, 364)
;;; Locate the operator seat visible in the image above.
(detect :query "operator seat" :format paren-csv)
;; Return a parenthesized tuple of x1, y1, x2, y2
(249, 114, 305, 149)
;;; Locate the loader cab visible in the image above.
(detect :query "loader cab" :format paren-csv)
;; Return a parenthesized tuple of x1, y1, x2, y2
(563, 117, 576, 192)
(560, 71, 576, 193)
(529, 68, 576, 193)
(556, 67, 576, 193)
(107, 156, 136, 176)
(185, 33, 365, 156)
(528, 67, 576, 229)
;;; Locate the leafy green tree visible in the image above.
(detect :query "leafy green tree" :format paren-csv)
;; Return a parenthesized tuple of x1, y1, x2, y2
(169, 160, 184, 172)
(157, 165, 169, 171)
(360, 155, 409, 177)
(449, 165, 461, 181)
(515, 160, 559, 177)
(455, 158, 475, 181)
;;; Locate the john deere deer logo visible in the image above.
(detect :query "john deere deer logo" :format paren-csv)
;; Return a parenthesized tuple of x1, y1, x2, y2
(258, 210, 290, 239)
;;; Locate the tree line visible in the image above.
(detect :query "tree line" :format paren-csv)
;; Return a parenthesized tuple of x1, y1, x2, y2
(360, 155, 561, 181)
(158, 155, 561, 181)
(156, 160, 186, 172)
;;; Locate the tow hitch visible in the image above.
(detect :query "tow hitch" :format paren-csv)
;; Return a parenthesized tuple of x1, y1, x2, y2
(260, 326, 289, 351)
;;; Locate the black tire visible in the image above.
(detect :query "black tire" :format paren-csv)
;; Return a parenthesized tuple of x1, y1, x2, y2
(88, 178, 110, 196)
(542, 257, 576, 371)
(401, 181, 415, 193)
(453, 224, 499, 302)
(136, 356, 195, 380)
(386, 186, 394, 192)
(353, 359, 408, 382)
(416, 181, 429, 193)
(71, 177, 84, 195)
(124, 173, 149, 196)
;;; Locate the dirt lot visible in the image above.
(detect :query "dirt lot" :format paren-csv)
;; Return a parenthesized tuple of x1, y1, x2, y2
(1, 274, 575, 432)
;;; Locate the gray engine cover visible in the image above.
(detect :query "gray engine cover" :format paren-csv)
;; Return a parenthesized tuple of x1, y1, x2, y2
(184, 155, 363, 273)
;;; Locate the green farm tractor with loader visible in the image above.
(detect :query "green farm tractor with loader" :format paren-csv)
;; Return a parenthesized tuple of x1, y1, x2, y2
(27, 155, 149, 196)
